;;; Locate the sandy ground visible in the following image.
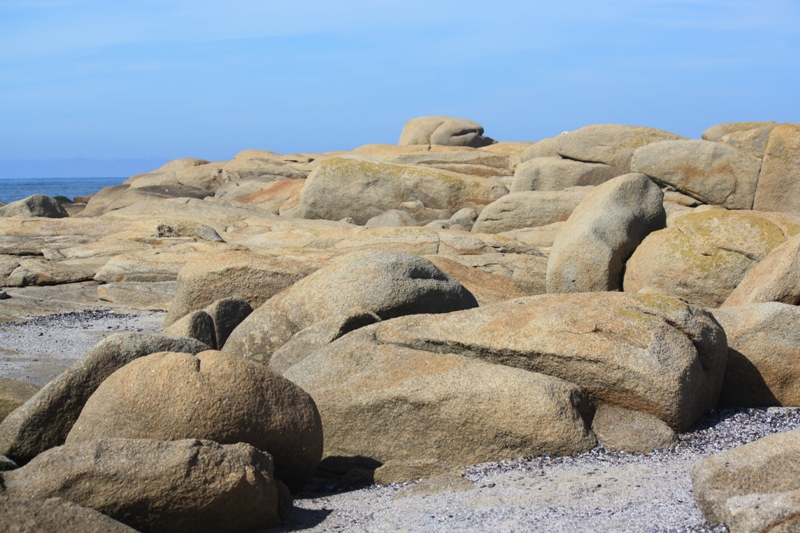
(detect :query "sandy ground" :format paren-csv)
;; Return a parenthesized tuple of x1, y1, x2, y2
(3, 283, 798, 532)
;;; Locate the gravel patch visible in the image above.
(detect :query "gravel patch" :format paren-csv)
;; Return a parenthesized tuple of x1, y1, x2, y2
(0, 309, 164, 385)
(280, 407, 800, 533)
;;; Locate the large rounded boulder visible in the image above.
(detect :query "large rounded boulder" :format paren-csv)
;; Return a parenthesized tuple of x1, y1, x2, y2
(222, 250, 478, 364)
(66, 350, 322, 492)
(398, 116, 496, 147)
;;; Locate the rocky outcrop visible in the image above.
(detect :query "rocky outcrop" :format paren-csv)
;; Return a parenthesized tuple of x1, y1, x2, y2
(66, 350, 322, 491)
(554, 124, 684, 174)
(285, 155, 507, 224)
(398, 116, 496, 147)
(1, 438, 283, 533)
(0, 333, 210, 464)
(546, 173, 665, 293)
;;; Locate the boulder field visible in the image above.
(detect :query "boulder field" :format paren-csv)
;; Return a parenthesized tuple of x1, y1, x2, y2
(1, 116, 799, 532)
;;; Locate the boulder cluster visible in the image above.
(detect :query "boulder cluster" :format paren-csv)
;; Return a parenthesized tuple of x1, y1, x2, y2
(1, 117, 799, 532)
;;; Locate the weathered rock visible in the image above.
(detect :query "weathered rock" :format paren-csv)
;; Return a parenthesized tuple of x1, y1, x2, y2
(724, 233, 800, 307)
(0, 333, 210, 464)
(0, 195, 69, 218)
(624, 210, 800, 307)
(471, 188, 592, 234)
(436, 252, 547, 296)
(164, 250, 323, 327)
(94, 243, 235, 284)
(96, 281, 176, 310)
(424, 207, 478, 231)
(392, 150, 514, 178)
(754, 123, 800, 213)
(284, 326, 596, 465)
(631, 140, 762, 209)
(79, 184, 211, 217)
(66, 350, 322, 491)
(591, 404, 677, 453)
(3, 257, 107, 287)
(546, 173, 665, 293)
(425, 255, 528, 305)
(162, 310, 217, 348)
(0, 496, 139, 533)
(0, 378, 39, 423)
(268, 308, 382, 374)
(398, 116, 496, 147)
(331, 227, 535, 257)
(702, 121, 778, 142)
(217, 178, 305, 214)
(511, 157, 617, 192)
(365, 209, 418, 228)
(370, 292, 727, 431)
(555, 124, 684, 174)
(1, 438, 281, 533)
(519, 137, 560, 161)
(223, 250, 478, 364)
(499, 221, 565, 250)
(125, 160, 225, 193)
(710, 303, 800, 407)
(0, 455, 17, 471)
(719, 123, 778, 158)
(374, 459, 464, 485)
(692, 429, 800, 526)
(286, 155, 507, 224)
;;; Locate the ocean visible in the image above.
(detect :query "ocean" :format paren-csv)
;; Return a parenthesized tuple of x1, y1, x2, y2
(0, 177, 125, 204)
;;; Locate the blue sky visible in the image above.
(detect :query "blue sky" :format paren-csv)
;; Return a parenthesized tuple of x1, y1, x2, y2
(1, 0, 799, 177)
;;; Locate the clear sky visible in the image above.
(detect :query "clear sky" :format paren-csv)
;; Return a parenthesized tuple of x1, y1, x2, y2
(1, 0, 799, 177)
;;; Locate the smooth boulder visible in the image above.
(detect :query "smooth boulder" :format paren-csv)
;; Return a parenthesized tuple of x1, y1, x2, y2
(546, 173, 665, 293)
(1, 438, 282, 533)
(371, 292, 727, 431)
(471, 188, 591, 234)
(66, 350, 322, 492)
(511, 157, 617, 192)
(631, 139, 762, 209)
(284, 326, 596, 465)
(0, 333, 210, 464)
(223, 250, 478, 364)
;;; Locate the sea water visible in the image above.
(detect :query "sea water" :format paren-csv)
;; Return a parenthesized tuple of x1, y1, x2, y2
(0, 177, 124, 204)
